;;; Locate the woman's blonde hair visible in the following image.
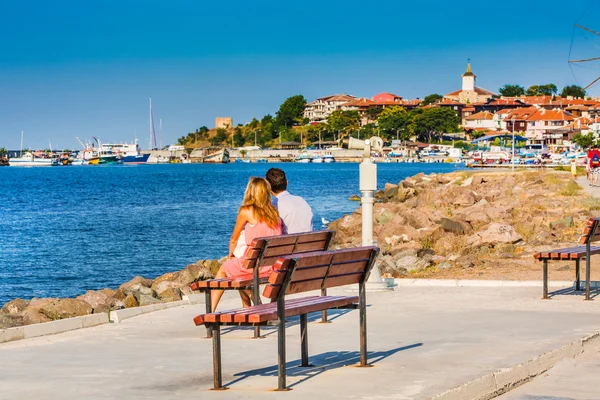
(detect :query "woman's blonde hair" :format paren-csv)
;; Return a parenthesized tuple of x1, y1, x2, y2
(242, 177, 280, 228)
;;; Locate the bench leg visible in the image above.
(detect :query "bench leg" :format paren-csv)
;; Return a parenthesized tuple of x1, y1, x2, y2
(576, 259, 581, 291)
(319, 288, 330, 323)
(276, 307, 290, 390)
(542, 260, 549, 300)
(358, 281, 371, 367)
(205, 291, 213, 338)
(586, 256, 592, 301)
(300, 314, 309, 367)
(211, 324, 227, 390)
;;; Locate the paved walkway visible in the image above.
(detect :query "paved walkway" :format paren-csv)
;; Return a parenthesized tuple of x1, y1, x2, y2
(494, 176, 600, 400)
(1, 286, 600, 399)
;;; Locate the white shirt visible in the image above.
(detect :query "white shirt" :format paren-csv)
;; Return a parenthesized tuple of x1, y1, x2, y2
(273, 190, 313, 234)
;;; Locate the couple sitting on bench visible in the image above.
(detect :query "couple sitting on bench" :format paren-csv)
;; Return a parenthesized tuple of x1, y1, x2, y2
(210, 168, 313, 312)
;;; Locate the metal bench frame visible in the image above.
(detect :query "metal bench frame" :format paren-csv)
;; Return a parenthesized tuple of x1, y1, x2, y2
(196, 246, 379, 391)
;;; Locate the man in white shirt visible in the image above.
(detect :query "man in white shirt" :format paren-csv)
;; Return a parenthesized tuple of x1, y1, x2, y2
(266, 168, 313, 234)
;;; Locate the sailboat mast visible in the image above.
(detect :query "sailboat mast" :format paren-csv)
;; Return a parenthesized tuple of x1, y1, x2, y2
(20, 130, 23, 155)
(149, 97, 157, 150)
(159, 118, 162, 150)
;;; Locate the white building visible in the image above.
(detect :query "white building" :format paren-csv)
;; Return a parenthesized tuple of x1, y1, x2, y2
(303, 94, 356, 122)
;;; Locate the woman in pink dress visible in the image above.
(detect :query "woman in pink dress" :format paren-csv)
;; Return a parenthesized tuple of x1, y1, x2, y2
(210, 177, 282, 311)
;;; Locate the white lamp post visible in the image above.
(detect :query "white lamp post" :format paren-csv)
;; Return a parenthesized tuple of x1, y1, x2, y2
(359, 139, 392, 291)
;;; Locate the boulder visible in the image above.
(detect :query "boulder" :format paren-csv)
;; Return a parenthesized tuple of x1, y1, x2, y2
(439, 217, 468, 234)
(377, 255, 407, 278)
(384, 183, 398, 191)
(460, 177, 474, 187)
(38, 298, 93, 320)
(125, 283, 154, 297)
(375, 210, 394, 225)
(0, 313, 25, 329)
(394, 255, 431, 273)
(124, 293, 138, 308)
(120, 276, 153, 292)
(204, 260, 221, 276)
(1, 298, 30, 315)
(467, 223, 523, 247)
(452, 191, 476, 207)
(21, 298, 56, 325)
(77, 290, 116, 313)
(157, 287, 183, 303)
(138, 294, 162, 306)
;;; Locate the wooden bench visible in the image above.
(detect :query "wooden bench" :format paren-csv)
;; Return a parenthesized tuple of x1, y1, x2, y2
(189, 230, 334, 338)
(193, 246, 379, 391)
(534, 217, 600, 300)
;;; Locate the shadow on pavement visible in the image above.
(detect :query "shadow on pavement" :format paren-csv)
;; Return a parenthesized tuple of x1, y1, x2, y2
(549, 285, 600, 299)
(226, 343, 423, 389)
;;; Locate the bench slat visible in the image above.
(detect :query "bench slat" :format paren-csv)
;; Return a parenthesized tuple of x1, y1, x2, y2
(534, 245, 600, 260)
(264, 272, 363, 299)
(193, 295, 359, 325)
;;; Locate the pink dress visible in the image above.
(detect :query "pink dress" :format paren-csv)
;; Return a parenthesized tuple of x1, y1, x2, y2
(222, 220, 282, 278)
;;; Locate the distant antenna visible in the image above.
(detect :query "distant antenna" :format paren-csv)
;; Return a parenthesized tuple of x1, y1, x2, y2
(20, 130, 23, 153)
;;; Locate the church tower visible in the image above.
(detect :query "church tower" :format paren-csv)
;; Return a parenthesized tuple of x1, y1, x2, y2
(462, 62, 476, 92)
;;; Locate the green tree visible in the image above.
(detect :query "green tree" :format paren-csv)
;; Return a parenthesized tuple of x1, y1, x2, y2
(498, 84, 525, 97)
(377, 106, 411, 141)
(232, 127, 244, 147)
(572, 132, 596, 149)
(412, 108, 460, 143)
(560, 85, 586, 98)
(247, 118, 260, 129)
(526, 84, 557, 96)
(210, 128, 228, 146)
(365, 106, 383, 121)
(0, 147, 6, 155)
(327, 110, 361, 135)
(421, 94, 443, 106)
(275, 95, 307, 127)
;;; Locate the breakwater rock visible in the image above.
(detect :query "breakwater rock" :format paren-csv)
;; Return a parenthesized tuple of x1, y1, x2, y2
(329, 170, 597, 278)
(0, 259, 220, 329)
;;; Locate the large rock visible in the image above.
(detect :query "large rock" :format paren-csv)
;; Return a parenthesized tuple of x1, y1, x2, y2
(439, 217, 468, 234)
(120, 276, 153, 292)
(467, 223, 523, 247)
(394, 255, 431, 273)
(77, 290, 116, 313)
(1, 298, 30, 315)
(124, 293, 138, 308)
(38, 298, 93, 320)
(157, 287, 182, 303)
(377, 255, 407, 278)
(21, 298, 56, 325)
(138, 294, 162, 306)
(0, 313, 25, 329)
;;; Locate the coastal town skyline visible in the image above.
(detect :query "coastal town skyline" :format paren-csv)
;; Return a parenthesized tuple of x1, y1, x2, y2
(1, 0, 600, 149)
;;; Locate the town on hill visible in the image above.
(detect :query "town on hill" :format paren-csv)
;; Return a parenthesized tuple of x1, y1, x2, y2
(177, 63, 600, 161)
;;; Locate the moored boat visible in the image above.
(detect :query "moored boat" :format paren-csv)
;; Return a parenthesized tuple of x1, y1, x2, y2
(295, 152, 311, 163)
(100, 139, 150, 164)
(8, 152, 54, 167)
(323, 154, 335, 163)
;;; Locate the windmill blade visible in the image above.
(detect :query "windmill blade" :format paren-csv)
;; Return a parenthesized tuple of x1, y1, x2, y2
(569, 56, 600, 63)
(575, 23, 600, 38)
(584, 75, 600, 90)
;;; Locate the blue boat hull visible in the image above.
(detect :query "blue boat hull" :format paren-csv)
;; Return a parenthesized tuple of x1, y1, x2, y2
(122, 154, 150, 164)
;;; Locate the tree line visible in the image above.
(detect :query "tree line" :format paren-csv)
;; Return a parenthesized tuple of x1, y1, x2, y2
(498, 83, 587, 98)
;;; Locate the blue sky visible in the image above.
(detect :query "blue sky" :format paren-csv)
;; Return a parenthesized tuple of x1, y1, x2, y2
(1, 0, 599, 149)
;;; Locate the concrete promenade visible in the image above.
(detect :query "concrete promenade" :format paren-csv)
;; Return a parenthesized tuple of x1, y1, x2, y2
(2, 285, 600, 399)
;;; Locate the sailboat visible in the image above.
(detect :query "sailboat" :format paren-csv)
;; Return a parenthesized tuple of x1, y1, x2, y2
(146, 98, 170, 163)
(8, 131, 54, 167)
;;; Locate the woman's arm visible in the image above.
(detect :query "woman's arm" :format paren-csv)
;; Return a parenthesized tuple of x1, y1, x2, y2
(228, 207, 249, 257)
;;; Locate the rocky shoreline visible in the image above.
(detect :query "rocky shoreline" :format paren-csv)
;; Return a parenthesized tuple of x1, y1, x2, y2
(1, 169, 593, 330)
(331, 169, 595, 279)
(0, 260, 221, 330)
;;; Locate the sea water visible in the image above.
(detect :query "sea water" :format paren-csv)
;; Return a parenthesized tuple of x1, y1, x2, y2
(0, 162, 462, 304)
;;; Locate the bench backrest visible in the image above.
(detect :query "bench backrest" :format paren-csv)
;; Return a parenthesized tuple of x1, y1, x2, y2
(262, 246, 379, 300)
(579, 218, 600, 245)
(242, 230, 334, 270)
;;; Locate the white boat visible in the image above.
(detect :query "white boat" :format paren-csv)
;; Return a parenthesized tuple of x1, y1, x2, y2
(295, 153, 311, 163)
(8, 152, 54, 167)
(312, 155, 323, 163)
(323, 154, 335, 163)
(100, 139, 150, 164)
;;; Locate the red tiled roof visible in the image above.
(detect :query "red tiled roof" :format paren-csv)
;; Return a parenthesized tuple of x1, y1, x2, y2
(340, 97, 376, 107)
(464, 111, 494, 121)
(316, 94, 356, 102)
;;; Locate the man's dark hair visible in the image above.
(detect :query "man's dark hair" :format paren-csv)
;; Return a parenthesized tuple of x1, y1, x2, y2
(266, 168, 287, 193)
